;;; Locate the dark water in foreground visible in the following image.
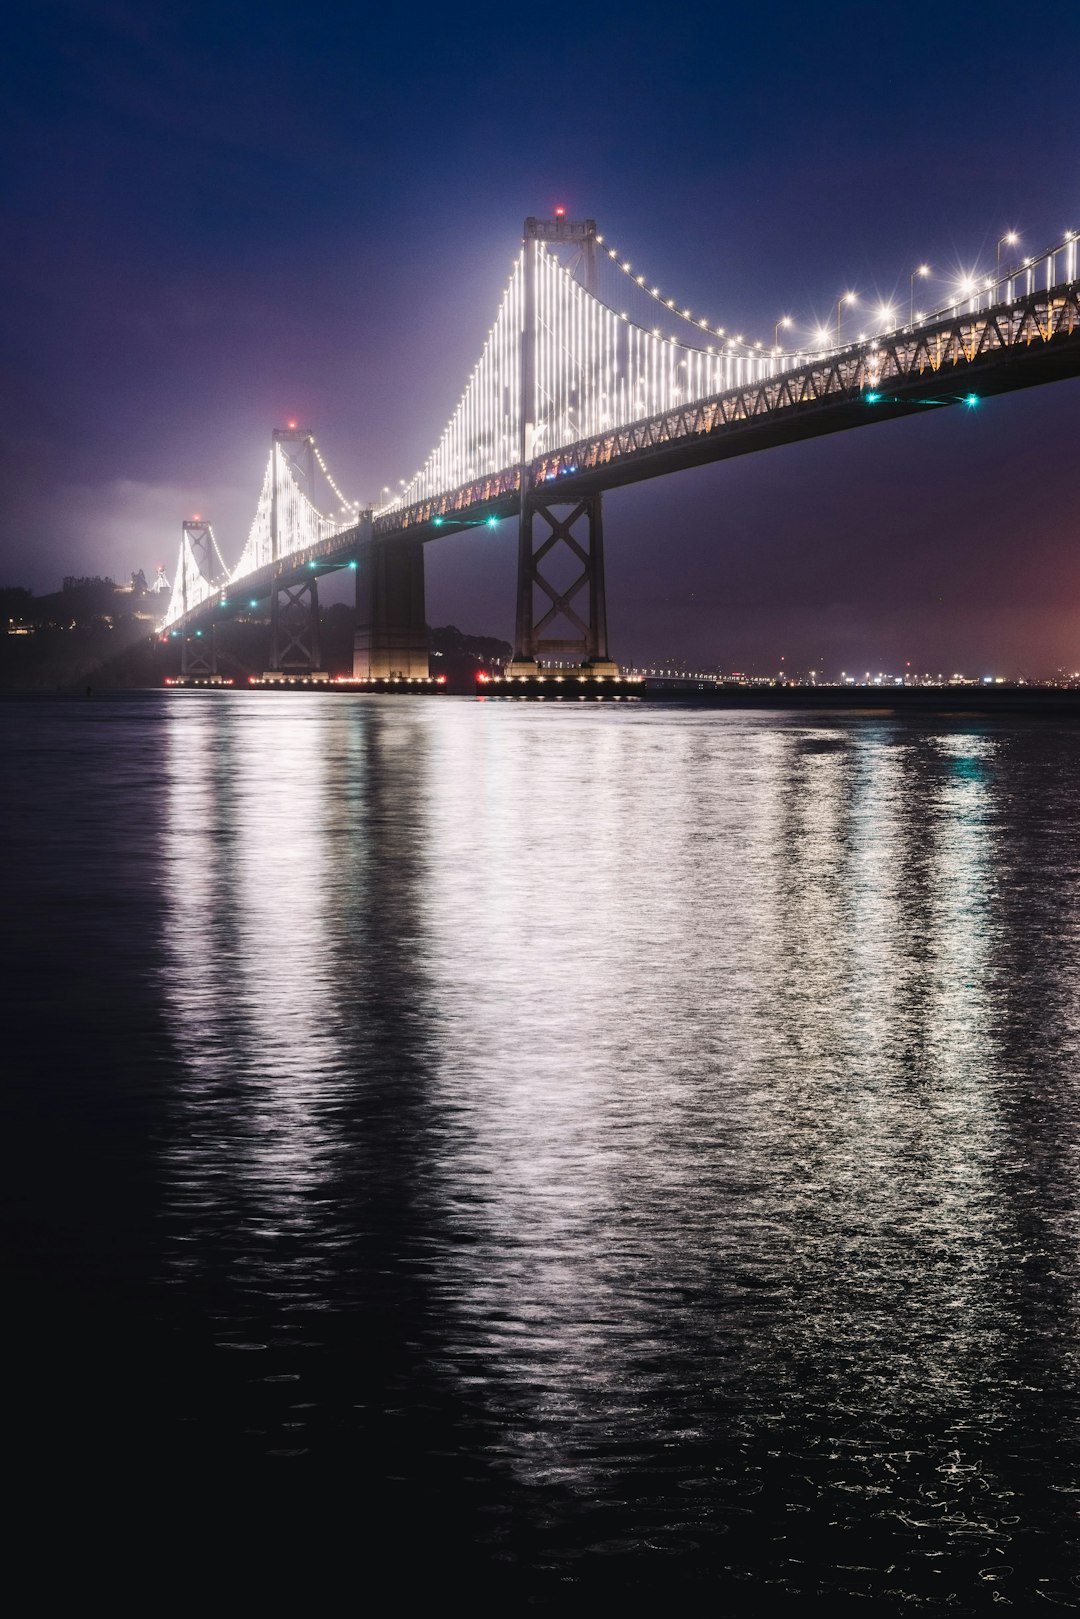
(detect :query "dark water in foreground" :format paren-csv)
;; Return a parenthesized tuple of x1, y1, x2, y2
(4, 693, 1079, 1606)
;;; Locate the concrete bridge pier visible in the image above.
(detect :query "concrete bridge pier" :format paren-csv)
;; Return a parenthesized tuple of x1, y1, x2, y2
(353, 536, 429, 679)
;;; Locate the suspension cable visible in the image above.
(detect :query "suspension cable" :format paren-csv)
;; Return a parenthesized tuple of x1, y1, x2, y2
(594, 232, 766, 355)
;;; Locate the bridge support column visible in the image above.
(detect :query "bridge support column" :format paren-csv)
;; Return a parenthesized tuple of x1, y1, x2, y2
(353, 537, 429, 679)
(270, 574, 322, 672)
(509, 492, 618, 675)
(181, 623, 216, 677)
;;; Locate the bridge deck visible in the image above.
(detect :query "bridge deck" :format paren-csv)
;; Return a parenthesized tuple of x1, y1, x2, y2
(164, 280, 1079, 637)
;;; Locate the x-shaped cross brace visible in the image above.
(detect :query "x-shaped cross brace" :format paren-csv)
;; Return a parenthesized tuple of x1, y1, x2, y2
(530, 501, 592, 641)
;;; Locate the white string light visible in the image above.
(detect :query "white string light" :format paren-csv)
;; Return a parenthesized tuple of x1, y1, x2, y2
(309, 438, 361, 516)
(375, 243, 785, 521)
(207, 525, 230, 579)
(596, 236, 767, 349)
(159, 220, 1072, 631)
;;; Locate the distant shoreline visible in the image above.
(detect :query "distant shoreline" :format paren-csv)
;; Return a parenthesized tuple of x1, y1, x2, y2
(6, 682, 1080, 715)
(627, 684, 1080, 714)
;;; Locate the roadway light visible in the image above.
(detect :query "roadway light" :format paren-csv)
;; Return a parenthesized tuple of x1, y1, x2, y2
(774, 315, 792, 349)
(957, 275, 977, 300)
(836, 291, 857, 345)
(909, 264, 931, 324)
(996, 230, 1019, 277)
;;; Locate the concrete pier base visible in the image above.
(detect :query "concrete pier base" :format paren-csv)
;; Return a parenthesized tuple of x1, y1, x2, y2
(353, 537, 429, 679)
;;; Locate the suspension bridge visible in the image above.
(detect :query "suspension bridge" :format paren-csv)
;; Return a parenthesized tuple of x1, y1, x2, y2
(160, 215, 1080, 680)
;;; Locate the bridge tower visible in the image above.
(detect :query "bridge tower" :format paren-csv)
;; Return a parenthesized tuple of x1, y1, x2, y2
(509, 216, 618, 677)
(269, 426, 323, 674)
(179, 519, 217, 676)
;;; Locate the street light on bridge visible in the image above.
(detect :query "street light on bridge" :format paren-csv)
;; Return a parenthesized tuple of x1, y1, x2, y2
(955, 274, 978, 311)
(836, 291, 857, 346)
(909, 264, 931, 325)
(996, 231, 1019, 276)
(774, 315, 792, 350)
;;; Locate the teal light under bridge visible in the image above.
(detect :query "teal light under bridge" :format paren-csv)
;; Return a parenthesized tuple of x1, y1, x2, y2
(430, 513, 499, 530)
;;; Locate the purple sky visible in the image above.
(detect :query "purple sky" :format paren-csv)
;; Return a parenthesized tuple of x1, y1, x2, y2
(3, 0, 1078, 674)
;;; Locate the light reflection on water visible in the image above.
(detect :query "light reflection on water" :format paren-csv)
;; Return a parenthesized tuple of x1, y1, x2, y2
(11, 691, 1077, 1602)
(155, 698, 1080, 1592)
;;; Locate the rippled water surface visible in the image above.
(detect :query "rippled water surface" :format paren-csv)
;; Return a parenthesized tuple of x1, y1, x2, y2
(4, 693, 1079, 1605)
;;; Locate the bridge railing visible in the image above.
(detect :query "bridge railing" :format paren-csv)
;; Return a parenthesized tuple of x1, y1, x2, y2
(533, 274, 1079, 487)
(163, 227, 1077, 621)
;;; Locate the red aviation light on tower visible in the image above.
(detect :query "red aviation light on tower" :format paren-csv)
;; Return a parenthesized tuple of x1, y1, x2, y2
(554, 206, 565, 217)
(287, 420, 297, 430)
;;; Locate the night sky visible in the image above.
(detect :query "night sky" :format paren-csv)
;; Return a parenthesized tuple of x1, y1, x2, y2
(3, 0, 1077, 675)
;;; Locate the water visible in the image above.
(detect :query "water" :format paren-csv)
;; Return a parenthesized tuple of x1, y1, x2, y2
(4, 692, 1079, 1605)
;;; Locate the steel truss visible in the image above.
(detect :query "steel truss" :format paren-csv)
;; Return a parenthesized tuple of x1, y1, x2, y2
(513, 494, 612, 669)
(533, 284, 1080, 487)
(377, 280, 1079, 536)
(181, 624, 216, 676)
(162, 272, 1078, 659)
(270, 575, 321, 671)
